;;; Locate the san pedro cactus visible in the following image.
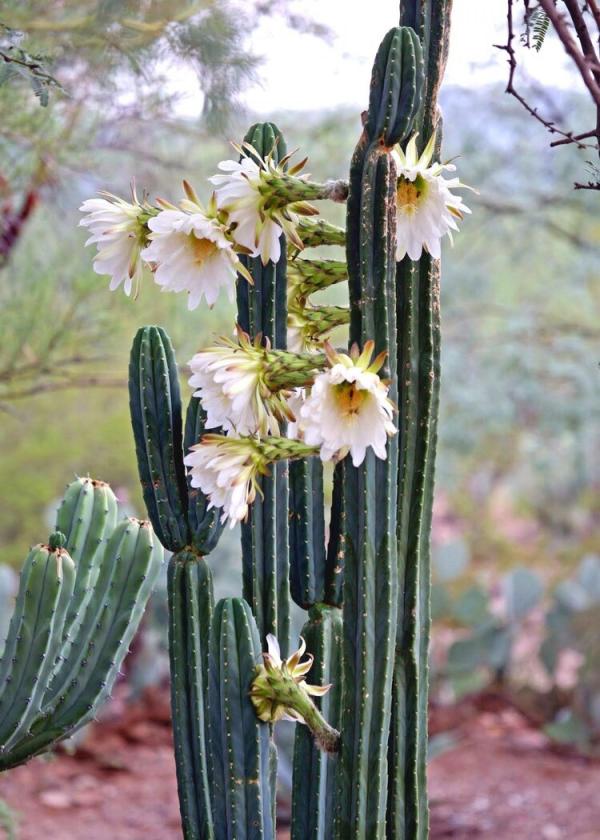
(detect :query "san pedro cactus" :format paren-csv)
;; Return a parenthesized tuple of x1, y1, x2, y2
(0, 477, 163, 770)
(81, 2, 466, 837)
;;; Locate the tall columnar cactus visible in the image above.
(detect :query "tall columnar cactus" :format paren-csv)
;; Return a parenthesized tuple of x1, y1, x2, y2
(0, 477, 163, 770)
(333, 63, 403, 838)
(129, 325, 225, 839)
(237, 123, 291, 658)
(118, 3, 458, 837)
(390, 4, 453, 837)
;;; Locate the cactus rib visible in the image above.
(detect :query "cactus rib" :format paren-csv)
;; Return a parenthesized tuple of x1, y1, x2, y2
(335, 136, 399, 839)
(169, 550, 214, 840)
(209, 598, 274, 840)
(291, 604, 342, 840)
(129, 325, 190, 552)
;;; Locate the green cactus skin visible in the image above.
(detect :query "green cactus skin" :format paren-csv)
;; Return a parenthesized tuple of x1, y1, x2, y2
(0, 541, 75, 752)
(53, 477, 118, 673)
(184, 397, 225, 555)
(0, 517, 163, 770)
(366, 27, 425, 148)
(129, 325, 190, 553)
(168, 550, 214, 840)
(209, 597, 274, 840)
(291, 604, 342, 840)
(269, 741, 278, 834)
(237, 122, 290, 658)
(387, 5, 452, 838)
(324, 462, 346, 609)
(289, 457, 326, 610)
(334, 130, 399, 838)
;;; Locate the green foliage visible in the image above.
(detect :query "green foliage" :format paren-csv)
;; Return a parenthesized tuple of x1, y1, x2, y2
(0, 23, 64, 105)
(529, 9, 550, 52)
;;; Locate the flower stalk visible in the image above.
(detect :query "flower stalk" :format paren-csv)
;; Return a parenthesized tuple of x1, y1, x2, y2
(287, 258, 349, 299)
(295, 217, 346, 249)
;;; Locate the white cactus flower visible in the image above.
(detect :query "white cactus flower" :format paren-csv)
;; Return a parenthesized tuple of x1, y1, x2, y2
(299, 342, 397, 467)
(183, 434, 262, 527)
(285, 388, 306, 440)
(141, 195, 247, 309)
(210, 145, 318, 266)
(392, 133, 472, 262)
(211, 156, 284, 264)
(188, 333, 280, 436)
(79, 193, 148, 297)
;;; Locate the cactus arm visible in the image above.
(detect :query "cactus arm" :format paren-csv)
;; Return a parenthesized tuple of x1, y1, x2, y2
(183, 397, 225, 555)
(366, 27, 424, 147)
(209, 597, 274, 840)
(129, 325, 190, 552)
(52, 477, 119, 680)
(388, 6, 452, 837)
(335, 134, 399, 838)
(0, 518, 163, 770)
(168, 551, 214, 840)
(237, 122, 291, 657)
(291, 603, 342, 840)
(0, 543, 75, 752)
(56, 477, 118, 594)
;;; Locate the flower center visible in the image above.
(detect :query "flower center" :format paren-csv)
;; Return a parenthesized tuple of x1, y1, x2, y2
(191, 235, 218, 263)
(396, 174, 427, 215)
(333, 382, 368, 417)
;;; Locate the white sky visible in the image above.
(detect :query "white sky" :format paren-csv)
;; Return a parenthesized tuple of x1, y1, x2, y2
(166, 0, 574, 117)
(244, 0, 573, 112)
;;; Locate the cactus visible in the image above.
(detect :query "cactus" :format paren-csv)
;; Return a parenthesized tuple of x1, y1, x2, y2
(168, 551, 214, 840)
(129, 324, 190, 552)
(237, 123, 291, 658)
(0, 479, 163, 770)
(209, 597, 274, 840)
(334, 115, 400, 840)
(291, 604, 343, 840)
(388, 5, 453, 838)
(119, 5, 456, 838)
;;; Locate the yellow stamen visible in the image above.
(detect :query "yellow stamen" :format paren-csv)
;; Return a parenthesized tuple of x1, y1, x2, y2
(191, 236, 218, 263)
(334, 382, 368, 416)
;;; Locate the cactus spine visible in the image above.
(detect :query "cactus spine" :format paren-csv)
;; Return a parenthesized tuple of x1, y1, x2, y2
(0, 480, 163, 770)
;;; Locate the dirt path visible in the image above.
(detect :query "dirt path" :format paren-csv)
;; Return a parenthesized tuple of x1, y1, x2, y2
(1, 691, 599, 839)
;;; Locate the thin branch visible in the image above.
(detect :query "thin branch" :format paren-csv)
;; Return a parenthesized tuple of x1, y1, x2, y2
(1, 375, 124, 401)
(495, 1, 591, 147)
(550, 129, 598, 146)
(586, 0, 600, 32)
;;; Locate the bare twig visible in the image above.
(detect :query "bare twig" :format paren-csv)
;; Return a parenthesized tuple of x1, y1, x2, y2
(501, 1, 600, 190)
(0, 375, 124, 401)
(495, 1, 591, 147)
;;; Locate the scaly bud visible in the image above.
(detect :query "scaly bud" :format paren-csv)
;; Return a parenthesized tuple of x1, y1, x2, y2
(250, 635, 340, 754)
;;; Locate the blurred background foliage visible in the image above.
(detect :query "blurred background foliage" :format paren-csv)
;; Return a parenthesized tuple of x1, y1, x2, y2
(0, 1, 599, 750)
